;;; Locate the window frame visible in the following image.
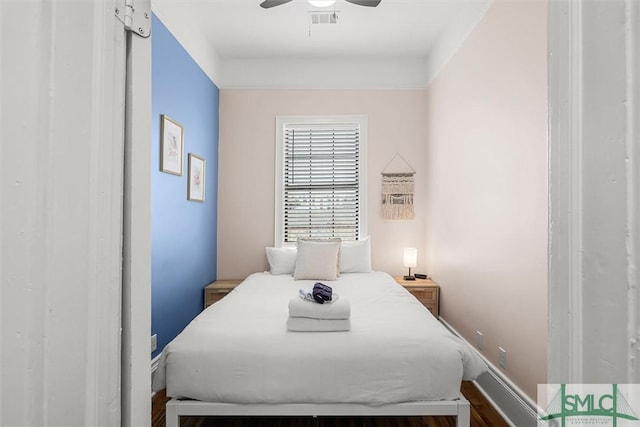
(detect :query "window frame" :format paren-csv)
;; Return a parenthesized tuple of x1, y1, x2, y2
(274, 115, 368, 248)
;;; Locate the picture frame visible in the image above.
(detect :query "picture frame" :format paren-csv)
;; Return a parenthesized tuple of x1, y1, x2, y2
(187, 153, 206, 202)
(160, 114, 184, 175)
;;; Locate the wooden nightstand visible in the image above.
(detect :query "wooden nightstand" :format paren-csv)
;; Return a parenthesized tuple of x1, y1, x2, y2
(394, 276, 440, 317)
(204, 280, 242, 309)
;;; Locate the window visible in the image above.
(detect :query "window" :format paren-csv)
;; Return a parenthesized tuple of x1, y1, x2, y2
(275, 115, 368, 246)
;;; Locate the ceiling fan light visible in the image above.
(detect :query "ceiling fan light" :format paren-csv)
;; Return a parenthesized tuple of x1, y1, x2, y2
(308, 0, 336, 7)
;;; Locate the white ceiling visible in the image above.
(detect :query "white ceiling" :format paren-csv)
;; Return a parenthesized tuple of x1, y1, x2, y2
(152, 0, 492, 88)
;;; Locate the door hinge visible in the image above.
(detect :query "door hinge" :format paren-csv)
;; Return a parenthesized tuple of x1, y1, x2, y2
(115, 0, 151, 38)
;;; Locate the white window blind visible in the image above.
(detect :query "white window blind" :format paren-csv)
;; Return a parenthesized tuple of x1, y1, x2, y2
(281, 122, 362, 243)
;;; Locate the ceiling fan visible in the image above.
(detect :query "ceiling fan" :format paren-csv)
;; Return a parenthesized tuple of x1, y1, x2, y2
(260, 0, 381, 9)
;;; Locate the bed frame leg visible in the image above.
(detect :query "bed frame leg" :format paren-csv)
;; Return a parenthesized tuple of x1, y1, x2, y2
(165, 399, 179, 427)
(457, 399, 471, 427)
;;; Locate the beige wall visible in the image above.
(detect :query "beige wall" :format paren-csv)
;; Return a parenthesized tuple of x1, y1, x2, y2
(424, 0, 547, 399)
(218, 90, 429, 279)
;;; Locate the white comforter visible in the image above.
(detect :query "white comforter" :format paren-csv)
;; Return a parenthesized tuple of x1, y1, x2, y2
(153, 272, 487, 405)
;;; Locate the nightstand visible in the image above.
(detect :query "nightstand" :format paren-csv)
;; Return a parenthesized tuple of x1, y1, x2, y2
(204, 280, 242, 309)
(394, 276, 440, 317)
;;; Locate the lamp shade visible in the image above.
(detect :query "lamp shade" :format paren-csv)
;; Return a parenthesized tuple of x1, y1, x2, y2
(403, 247, 417, 268)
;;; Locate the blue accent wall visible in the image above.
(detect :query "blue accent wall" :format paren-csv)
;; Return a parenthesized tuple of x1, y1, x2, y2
(151, 14, 219, 359)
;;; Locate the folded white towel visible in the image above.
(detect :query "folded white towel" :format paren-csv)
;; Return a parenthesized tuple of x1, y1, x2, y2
(287, 317, 351, 332)
(298, 288, 339, 303)
(289, 296, 350, 320)
(298, 288, 314, 302)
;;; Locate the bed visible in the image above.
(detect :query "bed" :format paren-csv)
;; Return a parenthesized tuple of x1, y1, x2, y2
(153, 268, 487, 427)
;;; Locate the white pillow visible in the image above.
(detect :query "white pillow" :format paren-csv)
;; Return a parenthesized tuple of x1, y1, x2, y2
(340, 237, 372, 273)
(293, 239, 341, 280)
(265, 246, 297, 275)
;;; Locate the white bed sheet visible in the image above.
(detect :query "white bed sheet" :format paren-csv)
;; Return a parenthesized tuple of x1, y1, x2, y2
(153, 272, 486, 406)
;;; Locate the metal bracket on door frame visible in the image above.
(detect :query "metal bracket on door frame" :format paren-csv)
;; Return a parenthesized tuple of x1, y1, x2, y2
(115, 0, 151, 38)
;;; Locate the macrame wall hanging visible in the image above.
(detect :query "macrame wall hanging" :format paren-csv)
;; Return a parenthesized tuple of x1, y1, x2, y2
(381, 153, 416, 220)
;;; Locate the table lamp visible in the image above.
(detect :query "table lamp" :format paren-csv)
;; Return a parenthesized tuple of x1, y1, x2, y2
(403, 247, 417, 280)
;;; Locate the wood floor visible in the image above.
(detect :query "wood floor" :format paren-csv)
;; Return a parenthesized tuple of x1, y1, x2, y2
(152, 382, 509, 427)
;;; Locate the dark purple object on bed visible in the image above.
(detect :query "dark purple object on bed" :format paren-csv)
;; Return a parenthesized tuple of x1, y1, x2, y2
(312, 282, 333, 304)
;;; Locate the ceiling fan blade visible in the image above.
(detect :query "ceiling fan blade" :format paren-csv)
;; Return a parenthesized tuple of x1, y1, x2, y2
(260, 0, 293, 8)
(344, 0, 381, 7)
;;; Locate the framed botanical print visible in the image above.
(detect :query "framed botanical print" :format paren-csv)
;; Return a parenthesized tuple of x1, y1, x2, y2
(187, 153, 206, 202)
(160, 115, 184, 175)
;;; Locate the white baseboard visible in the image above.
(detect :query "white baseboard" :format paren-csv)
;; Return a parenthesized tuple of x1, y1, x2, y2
(152, 354, 161, 373)
(151, 354, 161, 399)
(439, 318, 539, 427)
